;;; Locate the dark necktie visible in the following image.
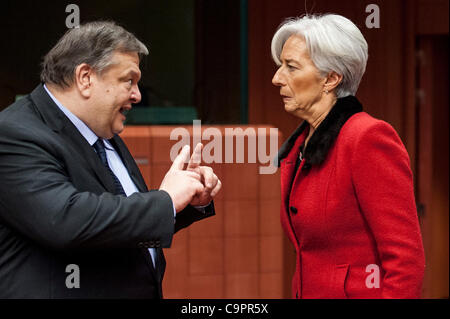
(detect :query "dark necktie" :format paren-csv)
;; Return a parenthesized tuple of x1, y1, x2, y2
(93, 139, 126, 196)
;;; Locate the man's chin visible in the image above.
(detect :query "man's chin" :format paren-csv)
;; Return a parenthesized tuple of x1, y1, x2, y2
(112, 124, 125, 136)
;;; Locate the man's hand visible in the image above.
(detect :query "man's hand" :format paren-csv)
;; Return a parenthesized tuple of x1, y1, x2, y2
(159, 145, 205, 213)
(187, 143, 222, 206)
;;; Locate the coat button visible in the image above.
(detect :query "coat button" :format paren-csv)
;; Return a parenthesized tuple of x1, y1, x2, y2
(138, 242, 145, 248)
(290, 206, 298, 214)
(155, 240, 161, 247)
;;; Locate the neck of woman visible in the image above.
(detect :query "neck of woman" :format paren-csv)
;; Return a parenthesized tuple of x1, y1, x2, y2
(304, 94, 337, 147)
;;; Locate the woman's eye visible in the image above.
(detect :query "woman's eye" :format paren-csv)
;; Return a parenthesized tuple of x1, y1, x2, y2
(287, 65, 296, 70)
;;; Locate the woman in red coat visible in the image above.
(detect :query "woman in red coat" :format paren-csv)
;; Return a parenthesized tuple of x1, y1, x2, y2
(271, 14, 425, 299)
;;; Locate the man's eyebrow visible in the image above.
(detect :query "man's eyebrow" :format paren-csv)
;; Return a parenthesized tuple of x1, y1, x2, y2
(130, 70, 141, 78)
(122, 70, 141, 79)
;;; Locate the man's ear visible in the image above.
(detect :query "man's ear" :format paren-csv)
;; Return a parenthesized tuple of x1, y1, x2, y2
(324, 71, 343, 93)
(74, 63, 93, 98)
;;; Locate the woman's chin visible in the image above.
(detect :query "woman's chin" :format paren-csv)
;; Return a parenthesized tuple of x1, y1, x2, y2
(284, 105, 306, 119)
(284, 103, 298, 114)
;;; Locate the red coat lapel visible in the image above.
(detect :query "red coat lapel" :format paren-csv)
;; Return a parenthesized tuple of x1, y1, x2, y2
(280, 127, 309, 248)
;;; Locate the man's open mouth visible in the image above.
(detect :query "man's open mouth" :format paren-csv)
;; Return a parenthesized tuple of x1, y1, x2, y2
(119, 107, 130, 116)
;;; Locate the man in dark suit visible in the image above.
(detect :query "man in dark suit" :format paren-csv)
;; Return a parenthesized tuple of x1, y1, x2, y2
(0, 21, 221, 298)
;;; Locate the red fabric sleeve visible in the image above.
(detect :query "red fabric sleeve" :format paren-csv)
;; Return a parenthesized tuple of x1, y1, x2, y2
(350, 120, 425, 298)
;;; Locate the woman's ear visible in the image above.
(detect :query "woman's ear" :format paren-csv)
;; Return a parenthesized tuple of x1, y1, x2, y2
(74, 63, 93, 98)
(324, 71, 343, 93)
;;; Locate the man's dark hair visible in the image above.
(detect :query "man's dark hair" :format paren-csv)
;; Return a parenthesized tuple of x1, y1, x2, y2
(40, 21, 148, 88)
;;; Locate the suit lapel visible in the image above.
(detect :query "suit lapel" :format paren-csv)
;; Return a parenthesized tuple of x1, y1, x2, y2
(110, 135, 162, 283)
(62, 124, 118, 193)
(276, 120, 308, 167)
(109, 135, 148, 193)
(29, 84, 117, 194)
(279, 127, 309, 251)
(280, 128, 309, 216)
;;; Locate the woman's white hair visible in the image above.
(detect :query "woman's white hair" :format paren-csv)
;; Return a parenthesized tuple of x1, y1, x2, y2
(271, 14, 368, 98)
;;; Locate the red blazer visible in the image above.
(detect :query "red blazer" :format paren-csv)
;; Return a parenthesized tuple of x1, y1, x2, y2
(278, 96, 425, 299)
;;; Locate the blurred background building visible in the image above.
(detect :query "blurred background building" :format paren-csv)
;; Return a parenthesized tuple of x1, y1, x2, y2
(0, 0, 448, 298)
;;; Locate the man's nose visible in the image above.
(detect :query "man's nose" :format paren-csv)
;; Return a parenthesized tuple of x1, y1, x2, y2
(131, 85, 142, 104)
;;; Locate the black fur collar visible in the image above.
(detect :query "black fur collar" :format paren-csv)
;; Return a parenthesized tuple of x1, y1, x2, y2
(276, 95, 363, 168)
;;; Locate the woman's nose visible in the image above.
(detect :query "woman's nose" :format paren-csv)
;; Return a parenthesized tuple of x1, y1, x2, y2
(272, 67, 284, 87)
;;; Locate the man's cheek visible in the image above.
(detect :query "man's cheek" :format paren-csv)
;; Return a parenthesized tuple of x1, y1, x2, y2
(114, 116, 125, 133)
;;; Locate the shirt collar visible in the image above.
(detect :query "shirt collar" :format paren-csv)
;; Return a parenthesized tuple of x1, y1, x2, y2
(43, 84, 104, 147)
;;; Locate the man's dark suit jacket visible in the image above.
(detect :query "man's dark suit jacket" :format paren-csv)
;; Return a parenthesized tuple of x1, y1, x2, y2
(0, 84, 214, 298)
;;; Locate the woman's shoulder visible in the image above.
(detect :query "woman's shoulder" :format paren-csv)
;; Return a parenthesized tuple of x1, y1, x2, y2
(342, 112, 398, 136)
(338, 112, 403, 147)
(344, 112, 394, 130)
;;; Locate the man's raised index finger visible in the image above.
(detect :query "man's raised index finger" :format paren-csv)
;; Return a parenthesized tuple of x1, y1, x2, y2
(187, 143, 203, 169)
